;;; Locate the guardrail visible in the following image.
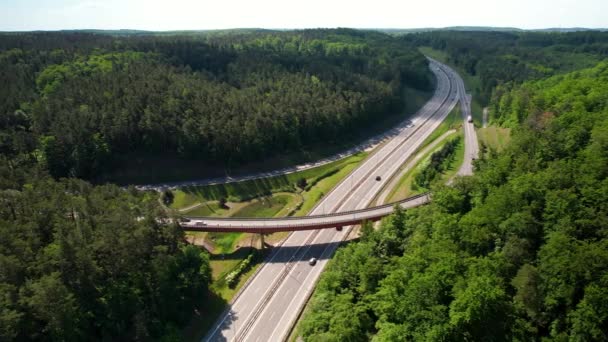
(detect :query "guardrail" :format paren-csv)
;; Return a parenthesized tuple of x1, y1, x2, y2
(184, 192, 429, 221)
(181, 192, 431, 233)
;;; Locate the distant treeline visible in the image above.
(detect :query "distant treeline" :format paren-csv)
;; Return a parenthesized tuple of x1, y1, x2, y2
(403, 30, 608, 104)
(0, 29, 431, 181)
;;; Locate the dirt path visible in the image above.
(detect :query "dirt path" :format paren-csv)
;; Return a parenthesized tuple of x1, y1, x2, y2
(179, 202, 203, 212)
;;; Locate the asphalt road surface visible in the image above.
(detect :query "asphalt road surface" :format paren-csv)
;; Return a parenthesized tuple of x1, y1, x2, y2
(452, 69, 479, 176)
(204, 59, 463, 342)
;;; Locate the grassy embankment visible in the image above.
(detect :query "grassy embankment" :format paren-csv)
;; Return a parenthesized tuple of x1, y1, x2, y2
(477, 126, 512, 153)
(381, 100, 462, 203)
(385, 130, 465, 202)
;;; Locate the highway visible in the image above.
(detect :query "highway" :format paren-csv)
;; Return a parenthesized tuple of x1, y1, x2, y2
(204, 59, 465, 342)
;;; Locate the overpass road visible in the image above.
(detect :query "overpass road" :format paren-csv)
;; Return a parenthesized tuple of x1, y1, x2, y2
(182, 193, 431, 233)
(203, 59, 468, 342)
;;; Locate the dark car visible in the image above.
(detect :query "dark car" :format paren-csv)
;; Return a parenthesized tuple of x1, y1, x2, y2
(375, 176, 381, 181)
(309, 258, 317, 266)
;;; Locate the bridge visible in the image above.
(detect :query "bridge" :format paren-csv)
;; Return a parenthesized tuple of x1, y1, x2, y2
(179, 193, 430, 233)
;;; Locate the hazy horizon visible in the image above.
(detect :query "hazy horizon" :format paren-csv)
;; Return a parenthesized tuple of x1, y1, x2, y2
(1, 26, 607, 33)
(1, 0, 607, 32)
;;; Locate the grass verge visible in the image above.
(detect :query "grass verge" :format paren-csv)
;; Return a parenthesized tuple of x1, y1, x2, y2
(417, 102, 461, 152)
(171, 151, 368, 209)
(477, 126, 512, 153)
(387, 131, 464, 202)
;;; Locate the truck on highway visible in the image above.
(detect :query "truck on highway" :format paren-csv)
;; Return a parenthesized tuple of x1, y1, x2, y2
(467, 115, 473, 123)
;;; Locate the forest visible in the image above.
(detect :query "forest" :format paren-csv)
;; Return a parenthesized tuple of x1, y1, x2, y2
(298, 58, 608, 340)
(0, 28, 432, 341)
(403, 30, 608, 104)
(0, 176, 212, 340)
(0, 29, 431, 181)
(2, 29, 608, 341)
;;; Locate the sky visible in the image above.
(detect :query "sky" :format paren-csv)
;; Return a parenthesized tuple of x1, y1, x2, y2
(1, 0, 607, 31)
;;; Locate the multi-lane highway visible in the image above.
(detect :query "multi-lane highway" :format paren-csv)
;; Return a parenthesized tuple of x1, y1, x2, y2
(204, 59, 466, 342)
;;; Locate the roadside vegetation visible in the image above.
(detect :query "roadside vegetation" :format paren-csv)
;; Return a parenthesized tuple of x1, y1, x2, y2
(385, 131, 464, 202)
(296, 60, 608, 342)
(169, 152, 367, 207)
(477, 125, 512, 153)
(416, 101, 461, 151)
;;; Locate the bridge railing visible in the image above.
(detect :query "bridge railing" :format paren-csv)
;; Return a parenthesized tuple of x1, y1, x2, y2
(184, 192, 430, 222)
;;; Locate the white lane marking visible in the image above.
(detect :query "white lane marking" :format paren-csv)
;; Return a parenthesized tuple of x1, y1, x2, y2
(204, 231, 315, 340)
(264, 62, 460, 342)
(220, 61, 459, 342)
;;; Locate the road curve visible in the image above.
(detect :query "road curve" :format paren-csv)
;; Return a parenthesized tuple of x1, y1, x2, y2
(203, 59, 463, 342)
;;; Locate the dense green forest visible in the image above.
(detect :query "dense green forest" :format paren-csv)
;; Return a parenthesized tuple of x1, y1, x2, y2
(0, 176, 212, 340)
(298, 61, 608, 340)
(403, 31, 608, 104)
(0, 29, 430, 181)
(2, 29, 608, 341)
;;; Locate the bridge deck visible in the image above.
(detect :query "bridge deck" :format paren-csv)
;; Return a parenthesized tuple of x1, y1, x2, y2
(180, 193, 430, 233)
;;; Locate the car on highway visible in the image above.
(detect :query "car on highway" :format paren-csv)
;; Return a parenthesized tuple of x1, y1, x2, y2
(195, 221, 208, 227)
(375, 176, 382, 181)
(308, 258, 317, 266)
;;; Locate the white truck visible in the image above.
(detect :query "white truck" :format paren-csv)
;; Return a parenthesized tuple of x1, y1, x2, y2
(467, 115, 473, 123)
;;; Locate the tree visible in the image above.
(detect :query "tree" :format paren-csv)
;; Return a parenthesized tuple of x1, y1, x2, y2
(161, 189, 174, 205)
(296, 177, 308, 189)
(449, 273, 512, 340)
(219, 197, 228, 209)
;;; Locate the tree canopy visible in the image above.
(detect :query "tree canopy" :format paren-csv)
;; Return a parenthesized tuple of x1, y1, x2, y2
(0, 29, 431, 182)
(298, 60, 608, 341)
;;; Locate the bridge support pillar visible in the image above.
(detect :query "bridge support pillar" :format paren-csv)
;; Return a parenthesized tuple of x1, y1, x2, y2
(259, 233, 265, 249)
